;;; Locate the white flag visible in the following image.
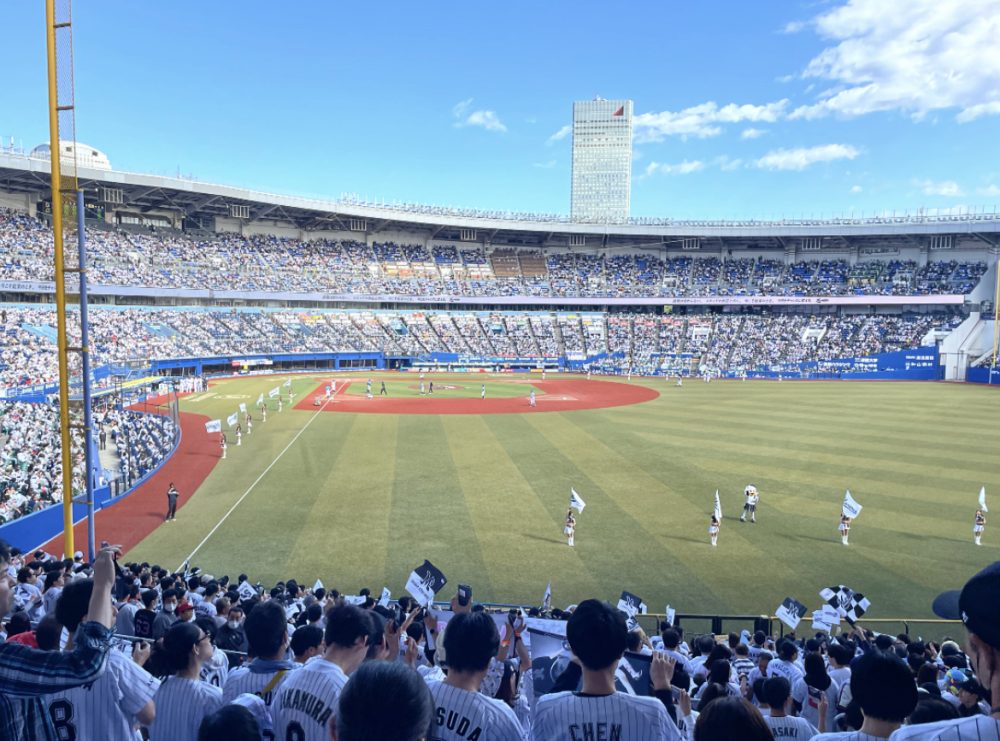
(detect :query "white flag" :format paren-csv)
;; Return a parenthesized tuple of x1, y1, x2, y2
(313, 579, 324, 592)
(257, 393, 264, 406)
(979, 486, 988, 513)
(284, 378, 292, 387)
(269, 387, 280, 399)
(239, 402, 247, 414)
(378, 587, 391, 608)
(665, 604, 676, 627)
(842, 489, 863, 519)
(542, 582, 552, 611)
(204, 419, 222, 434)
(236, 580, 257, 602)
(227, 412, 238, 428)
(569, 488, 586, 513)
(713, 490, 722, 520)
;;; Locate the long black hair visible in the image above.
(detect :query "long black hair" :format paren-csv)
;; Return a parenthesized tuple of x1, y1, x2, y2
(804, 651, 832, 691)
(162, 621, 203, 674)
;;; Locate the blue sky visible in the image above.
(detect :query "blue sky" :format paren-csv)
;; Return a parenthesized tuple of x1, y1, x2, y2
(2, 0, 999, 219)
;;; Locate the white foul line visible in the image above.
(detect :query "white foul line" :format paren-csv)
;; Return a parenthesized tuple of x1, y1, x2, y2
(176, 381, 347, 570)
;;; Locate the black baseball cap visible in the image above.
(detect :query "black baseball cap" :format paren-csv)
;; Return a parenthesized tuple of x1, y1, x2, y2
(932, 561, 1000, 649)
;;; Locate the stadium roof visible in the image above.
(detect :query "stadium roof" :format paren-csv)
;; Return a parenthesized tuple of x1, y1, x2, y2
(2, 151, 999, 250)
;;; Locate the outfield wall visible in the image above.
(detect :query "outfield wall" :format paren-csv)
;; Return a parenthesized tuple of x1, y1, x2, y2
(967, 366, 1000, 384)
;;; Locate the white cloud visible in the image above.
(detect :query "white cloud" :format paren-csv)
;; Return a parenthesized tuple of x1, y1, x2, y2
(957, 101, 1000, 123)
(643, 160, 705, 177)
(850, 184, 863, 193)
(754, 143, 861, 170)
(452, 98, 507, 132)
(916, 179, 964, 196)
(546, 124, 572, 145)
(740, 127, 767, 139)
(789, 0, 1000, 122)
(977, 184, 1000, 197)
(714, 155, 744, 171)
(532, 160, 557, 169)
(782, 20, 808, 34)
(634, 100, 788, 142)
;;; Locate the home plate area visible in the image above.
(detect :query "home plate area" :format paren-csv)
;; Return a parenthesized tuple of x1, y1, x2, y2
(293, 377, 659, 415)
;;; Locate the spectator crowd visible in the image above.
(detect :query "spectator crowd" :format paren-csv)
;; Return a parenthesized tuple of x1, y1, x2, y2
(0, 401, 174, 525)
(2, 539, 999, 739)
(0, 208, 989, 300)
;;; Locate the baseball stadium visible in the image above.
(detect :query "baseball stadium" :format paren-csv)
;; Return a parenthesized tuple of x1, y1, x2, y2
(3, 3, 1000, 738)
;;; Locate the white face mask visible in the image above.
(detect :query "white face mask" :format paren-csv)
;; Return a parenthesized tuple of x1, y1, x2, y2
(227, 620, 240, 630)
(163, 603, 176, 613)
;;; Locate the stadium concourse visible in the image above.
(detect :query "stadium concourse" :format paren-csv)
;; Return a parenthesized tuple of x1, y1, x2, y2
(3, 538, 1000, 740)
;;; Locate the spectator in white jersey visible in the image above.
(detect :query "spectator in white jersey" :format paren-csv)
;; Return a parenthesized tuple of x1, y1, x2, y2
(335, 660, 433, 741)
(290, 624, 324, 664)
(196, 616, 231, 688)
(814, 651, 916, 740)
(427, 610, 527, 740)
(533, 599, 683, 741)
(763, 676, 824, 737)
(272, 603, 372, 741)
(769, 639, 806, 684)
(222, 600, 298, 707)
(888, 561, 1000, 740)
(794, 651, 840, 732)
(46, 576, 160, 740)
(148, 620, 223, 741)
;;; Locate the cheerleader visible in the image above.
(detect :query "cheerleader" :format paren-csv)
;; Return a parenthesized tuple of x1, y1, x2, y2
(565, 510, 576, 547)
(235, 423, 242, 447)
(740, 485, 759, 523)
(220, 433, 227, 460)
(709, 514, 720, 547)
(974, 509, 986, 546)
(246, 412, 252, 435)
(839, 515, 851, 546)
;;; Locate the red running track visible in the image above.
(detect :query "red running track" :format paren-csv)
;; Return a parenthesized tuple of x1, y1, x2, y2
(40, 398, 220, 557)
(293, 378, 659, 415)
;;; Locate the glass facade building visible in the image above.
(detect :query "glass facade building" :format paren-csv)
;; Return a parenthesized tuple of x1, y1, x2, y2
(571, 98, 633, 223)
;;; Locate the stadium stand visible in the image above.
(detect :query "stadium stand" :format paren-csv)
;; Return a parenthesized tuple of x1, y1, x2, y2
(0, 209, 989, 299)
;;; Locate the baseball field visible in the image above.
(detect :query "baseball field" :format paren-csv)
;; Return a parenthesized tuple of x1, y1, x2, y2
(119, 373, 1000, 630)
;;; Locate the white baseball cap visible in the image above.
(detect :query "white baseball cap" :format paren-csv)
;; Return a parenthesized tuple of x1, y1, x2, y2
(73, 551, 84, 560)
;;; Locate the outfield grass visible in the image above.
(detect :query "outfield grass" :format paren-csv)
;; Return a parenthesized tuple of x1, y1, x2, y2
(129, 374, 1000, 630)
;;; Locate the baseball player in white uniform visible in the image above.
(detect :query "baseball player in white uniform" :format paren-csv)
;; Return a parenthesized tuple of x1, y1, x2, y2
(45, 579, 158, 740)
(427, 611, 527, 740)
(273, 604, 373, 741)
(740, 485, 760, 523)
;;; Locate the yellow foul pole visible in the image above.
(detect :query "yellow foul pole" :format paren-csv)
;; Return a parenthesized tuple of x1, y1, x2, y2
(46, 0, 75, 556)
(993, 257, 999, 368)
